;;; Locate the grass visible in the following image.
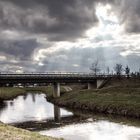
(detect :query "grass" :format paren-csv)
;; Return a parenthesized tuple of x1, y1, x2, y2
(0, 122, 62, 140)
(50, 86, 140, 118)
(0, 87, 25, 100)
(0, 86, 66, 101)
(0, 86, 54, 100)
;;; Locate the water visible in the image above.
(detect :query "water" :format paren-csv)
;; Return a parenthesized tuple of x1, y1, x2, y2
(0, 93, 72, 123)
(40, 121, 140, 140)
(0, 93, 140, 140)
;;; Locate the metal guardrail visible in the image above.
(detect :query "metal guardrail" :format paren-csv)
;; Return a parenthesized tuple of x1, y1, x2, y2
(0, 73, 127, 78)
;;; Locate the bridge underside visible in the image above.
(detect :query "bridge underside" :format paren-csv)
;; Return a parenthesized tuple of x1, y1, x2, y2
(0, 74, 110, 97)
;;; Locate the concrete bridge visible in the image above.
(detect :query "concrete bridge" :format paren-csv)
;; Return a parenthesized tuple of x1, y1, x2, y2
(0, 73, 113, 97)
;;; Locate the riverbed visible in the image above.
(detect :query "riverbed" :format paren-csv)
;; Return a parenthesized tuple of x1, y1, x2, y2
(0, 93, 140, 140)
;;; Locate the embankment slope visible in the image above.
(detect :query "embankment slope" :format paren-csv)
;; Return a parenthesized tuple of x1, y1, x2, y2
(49, 78, 140, 118)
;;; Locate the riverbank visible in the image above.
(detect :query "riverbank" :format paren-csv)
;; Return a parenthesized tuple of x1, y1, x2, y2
(0, 86, 53, 101)
(0, 86, 67, 101)
(0, 122, 62, 140)
(48, 85, 140, 118)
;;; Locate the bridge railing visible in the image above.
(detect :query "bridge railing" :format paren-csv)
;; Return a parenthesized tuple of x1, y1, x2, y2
(0, 72, 128, 78)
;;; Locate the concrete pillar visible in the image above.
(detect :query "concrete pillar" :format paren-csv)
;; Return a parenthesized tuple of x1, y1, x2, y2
(53, 82, 60, 98)
(97, 80, 105, 89)
(54, 105, 61, 122)
(88, 83, 95, 89)
(88, 83, 91, 89)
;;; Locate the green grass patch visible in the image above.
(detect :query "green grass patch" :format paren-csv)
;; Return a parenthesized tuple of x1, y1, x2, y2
(0, 87, 25, 100)
(0, 86, 66, 101)
(0, 86, 53, 100)
(52, 86, 140, 118)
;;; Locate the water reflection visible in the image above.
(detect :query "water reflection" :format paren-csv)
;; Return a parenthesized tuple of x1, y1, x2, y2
(23, 94, 28, 100)
(0, 102, 7, 116)
(40, 120, 140, 140)
(54, 105, 61, 122)
(31, 94, 36, 103)
(39, 100, 140, 140)
(0, 93, 72, 123)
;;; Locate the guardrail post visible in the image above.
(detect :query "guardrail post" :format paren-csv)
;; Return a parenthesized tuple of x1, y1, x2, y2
(53, 82, 60, 98)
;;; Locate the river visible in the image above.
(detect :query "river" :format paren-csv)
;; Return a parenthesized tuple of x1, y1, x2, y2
(0, 93, 140, 140)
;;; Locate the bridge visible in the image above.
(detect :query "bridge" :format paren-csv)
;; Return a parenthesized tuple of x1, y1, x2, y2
(0, 72, 114, 97)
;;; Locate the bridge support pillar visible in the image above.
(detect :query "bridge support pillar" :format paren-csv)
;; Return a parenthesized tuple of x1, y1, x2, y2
(87, 82, 96, 89)
(54, 105, 61, 122)
(96, 80, 105, 89)
(53, 82, 60, 98)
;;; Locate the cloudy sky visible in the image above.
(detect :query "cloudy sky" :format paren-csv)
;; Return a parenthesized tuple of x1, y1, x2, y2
(0, 0, 140, 73)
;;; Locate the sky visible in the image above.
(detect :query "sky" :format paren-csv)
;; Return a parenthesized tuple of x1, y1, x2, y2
(0, 0, 140, 73)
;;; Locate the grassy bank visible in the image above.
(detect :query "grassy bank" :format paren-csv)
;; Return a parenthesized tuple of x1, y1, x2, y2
(0, 122, 62, 140)
(0, 86, 53, 101)
(0, 85, 67, 101)
(0, 87, 25, 101)
(49, 86, 140, 118)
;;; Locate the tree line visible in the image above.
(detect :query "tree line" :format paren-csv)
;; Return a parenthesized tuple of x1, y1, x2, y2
(90, 60, 140, 77)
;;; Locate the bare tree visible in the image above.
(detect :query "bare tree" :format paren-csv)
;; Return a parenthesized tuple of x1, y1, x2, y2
(114, 64, 123, 76)
(106, 66, 110, 75)
(125, 65, 130, 78)
(90, 60, 100, 75)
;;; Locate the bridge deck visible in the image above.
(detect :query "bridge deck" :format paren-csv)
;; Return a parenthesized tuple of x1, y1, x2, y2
(0, 73, 125, 84)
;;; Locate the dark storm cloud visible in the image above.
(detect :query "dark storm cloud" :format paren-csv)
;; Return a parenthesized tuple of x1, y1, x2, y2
(0, 39, 39, 60)
(0, 0, 117, 38)
(0, 0, 100, 41)
(108, 0, 140, 33)
(0, 59, 39, 72)
(0, 0, 140, 40)
(0, 0, 140, 72)
(122, 0, 140, 33)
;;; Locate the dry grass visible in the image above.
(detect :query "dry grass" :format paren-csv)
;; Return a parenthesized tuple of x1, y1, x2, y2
(0, 123, 62, 140)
